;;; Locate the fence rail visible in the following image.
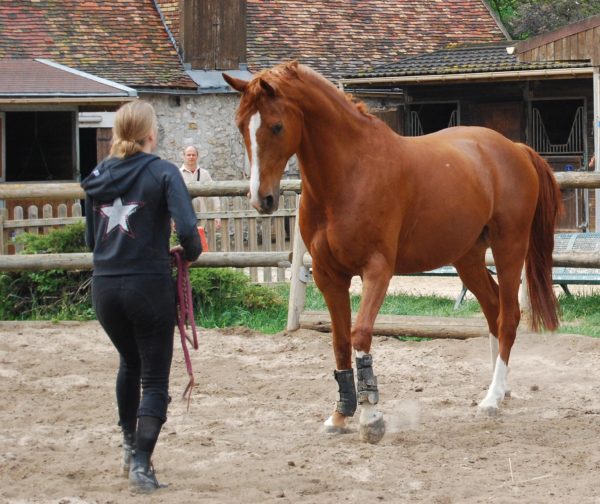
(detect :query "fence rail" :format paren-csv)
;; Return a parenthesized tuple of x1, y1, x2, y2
(0, 180, 302, 282)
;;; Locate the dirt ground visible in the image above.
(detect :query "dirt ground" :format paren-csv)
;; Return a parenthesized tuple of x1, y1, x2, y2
(1, 316, 600, 504)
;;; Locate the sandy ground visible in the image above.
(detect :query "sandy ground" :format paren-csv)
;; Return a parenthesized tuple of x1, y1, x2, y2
(1, 320, 600, 504)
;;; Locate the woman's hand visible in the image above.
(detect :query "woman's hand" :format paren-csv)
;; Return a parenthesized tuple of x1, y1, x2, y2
(170, 245, 193, 268)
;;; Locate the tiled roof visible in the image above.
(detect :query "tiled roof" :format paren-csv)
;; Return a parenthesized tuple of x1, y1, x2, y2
(0, 1, 195, 90)
(246, 0, 507, 79)
(0, 59, 136, 98)
(350, 43, 592, 79)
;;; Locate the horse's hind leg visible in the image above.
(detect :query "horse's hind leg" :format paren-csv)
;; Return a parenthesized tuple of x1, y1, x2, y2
(453, 243, 509, 374)
(352, 253, 392, 443)
(454, 247, 513, 406)
(311, 264, 355, 433)
(478, 241, 527, 415)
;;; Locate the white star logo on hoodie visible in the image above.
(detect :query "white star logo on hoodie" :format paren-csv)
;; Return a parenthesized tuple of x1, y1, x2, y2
(98, 197, 142, 238)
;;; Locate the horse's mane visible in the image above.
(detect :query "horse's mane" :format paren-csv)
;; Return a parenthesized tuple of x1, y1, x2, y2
(236, 61, 371, 126)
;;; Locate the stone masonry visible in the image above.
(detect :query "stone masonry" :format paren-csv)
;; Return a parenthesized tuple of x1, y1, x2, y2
(144, 92, 248, 180)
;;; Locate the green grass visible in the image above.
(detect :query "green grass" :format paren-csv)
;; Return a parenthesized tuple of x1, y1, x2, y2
(195, 284, 288, 334)
(557, 294, 600, 337)
(305, 284, 481, 317)
(303, 284, 600, 338)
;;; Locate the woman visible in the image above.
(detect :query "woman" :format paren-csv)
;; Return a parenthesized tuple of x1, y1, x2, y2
(81, 100, 201, 493)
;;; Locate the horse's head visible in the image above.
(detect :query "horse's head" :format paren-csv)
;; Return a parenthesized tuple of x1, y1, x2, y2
(223, 63, 303, 214)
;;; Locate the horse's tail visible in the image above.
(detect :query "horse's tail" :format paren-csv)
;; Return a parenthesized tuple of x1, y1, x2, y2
(521, 144, 563, 332)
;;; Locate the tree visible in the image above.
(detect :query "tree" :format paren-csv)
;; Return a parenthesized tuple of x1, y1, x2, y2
(489, 0, 600, 39)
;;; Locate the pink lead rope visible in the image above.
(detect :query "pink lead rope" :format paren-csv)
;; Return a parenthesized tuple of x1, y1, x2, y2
(171, 249, 198, 409)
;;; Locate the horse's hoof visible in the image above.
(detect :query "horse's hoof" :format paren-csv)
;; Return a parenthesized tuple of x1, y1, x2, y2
(359, 409, 385, 444)
(324, 414, 350, 434)
(477, 404, 499, 417)
(324, 424, 351, 434)
(504, 389, 512, 399)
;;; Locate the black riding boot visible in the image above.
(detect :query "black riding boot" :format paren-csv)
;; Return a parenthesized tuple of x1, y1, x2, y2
(129, 416, 166, 493)
(121, 431, 135, 477)
(129, 449, 165, 493)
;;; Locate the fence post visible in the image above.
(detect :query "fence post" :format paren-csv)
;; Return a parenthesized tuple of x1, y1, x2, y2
(28, 205, 39, 235)
(42, 204, 53, 234)
(13, 206, 24, 254)
(248, 210, 258, 282)
(72, 201, 82, 217)
(262, 217, 272, 283)
(0, 208, 6, 255)
(287, 197, 309, 331)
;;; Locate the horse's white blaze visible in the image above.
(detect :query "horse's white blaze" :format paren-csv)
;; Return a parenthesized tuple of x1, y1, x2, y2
(479, 356, 508, 410)
(248, 112, 262, 208)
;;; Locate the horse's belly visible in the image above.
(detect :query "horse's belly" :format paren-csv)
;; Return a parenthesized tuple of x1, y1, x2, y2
(394, 219, 487, 274)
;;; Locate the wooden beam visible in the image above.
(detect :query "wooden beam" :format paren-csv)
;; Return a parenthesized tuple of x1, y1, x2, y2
(0, 180, 302, 200)
(0, 251, 292, 272)
(300, 311, 488, 339)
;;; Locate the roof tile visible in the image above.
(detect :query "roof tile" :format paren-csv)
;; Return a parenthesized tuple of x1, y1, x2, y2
(0, 0, 195, 89)
(351, 43, 592, 79)
(247, 0, 507, 79)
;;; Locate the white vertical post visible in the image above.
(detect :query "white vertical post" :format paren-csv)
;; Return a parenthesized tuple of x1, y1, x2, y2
(287, 196, 309, 331)
(518, 265, 531, 327)
(593, 67, 600, 231)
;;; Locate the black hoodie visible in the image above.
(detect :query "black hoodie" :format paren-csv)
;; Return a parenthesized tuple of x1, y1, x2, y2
(81, 152, 202, 276)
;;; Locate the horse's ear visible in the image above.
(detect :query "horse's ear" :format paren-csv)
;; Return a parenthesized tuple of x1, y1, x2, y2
(259, 78, 276, 97)
(222, 73, 248, 93)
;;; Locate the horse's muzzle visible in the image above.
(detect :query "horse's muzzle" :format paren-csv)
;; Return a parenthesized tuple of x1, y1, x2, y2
(257, 194, 278, 214)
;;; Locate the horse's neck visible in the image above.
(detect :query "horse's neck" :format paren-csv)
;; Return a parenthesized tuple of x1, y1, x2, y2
(292, 83, 366, 200)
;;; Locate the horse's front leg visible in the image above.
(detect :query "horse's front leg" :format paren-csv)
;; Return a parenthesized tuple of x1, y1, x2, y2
(352, 254, 392, 443)
(311, 264, 354, 433)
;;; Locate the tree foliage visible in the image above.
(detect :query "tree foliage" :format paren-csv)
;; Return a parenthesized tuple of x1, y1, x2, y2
(489, 0, 600, 39)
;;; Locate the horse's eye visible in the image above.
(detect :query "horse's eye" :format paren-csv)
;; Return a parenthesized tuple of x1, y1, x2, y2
(271, 123, 283, 135)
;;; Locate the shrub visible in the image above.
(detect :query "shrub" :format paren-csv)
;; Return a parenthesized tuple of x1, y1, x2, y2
(188, 267, 285, 311)
(0, 223, 92, 319)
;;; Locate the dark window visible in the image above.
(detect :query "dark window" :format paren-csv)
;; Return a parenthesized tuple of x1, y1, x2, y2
(78, 128, 98, 181)
(531, 100, 584, 154)
(5, 111, 75, 182)
(407, 103, 458, 136)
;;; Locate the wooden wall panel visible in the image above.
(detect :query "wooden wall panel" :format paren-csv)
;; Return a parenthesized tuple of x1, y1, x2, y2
(183, 0, 246, 70)
(519, 25, 600, 64)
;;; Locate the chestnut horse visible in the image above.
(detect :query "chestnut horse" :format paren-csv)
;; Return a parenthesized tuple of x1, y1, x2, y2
(224, 62, 561, 443)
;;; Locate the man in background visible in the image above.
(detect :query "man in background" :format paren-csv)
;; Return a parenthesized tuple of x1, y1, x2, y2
(179, 145, 221, 230)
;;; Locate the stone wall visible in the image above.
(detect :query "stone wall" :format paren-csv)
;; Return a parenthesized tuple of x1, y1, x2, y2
(143, 92, 248, 180)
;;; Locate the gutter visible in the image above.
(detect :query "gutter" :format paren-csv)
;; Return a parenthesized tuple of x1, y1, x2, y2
(339, 67, 593, 87)
(0, 97, 137, 105)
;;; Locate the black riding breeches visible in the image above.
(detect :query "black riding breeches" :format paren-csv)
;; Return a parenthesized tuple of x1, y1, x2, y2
(92, 274, 176, 430)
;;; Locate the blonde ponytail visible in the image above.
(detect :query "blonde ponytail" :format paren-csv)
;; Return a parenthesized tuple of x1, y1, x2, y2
(110, 100, 157, 158)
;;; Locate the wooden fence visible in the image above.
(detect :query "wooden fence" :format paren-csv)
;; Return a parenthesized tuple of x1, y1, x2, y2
(0, 180, 302, 283)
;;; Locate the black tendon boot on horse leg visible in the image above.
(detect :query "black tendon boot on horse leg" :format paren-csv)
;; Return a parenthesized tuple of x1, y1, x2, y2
(356, 353, 385, 443)
(129, 416, 167, 493)
(326, 369, 357, 433)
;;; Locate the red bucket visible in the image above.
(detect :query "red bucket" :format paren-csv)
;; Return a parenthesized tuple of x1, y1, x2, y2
(198, 226, 209, 252)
